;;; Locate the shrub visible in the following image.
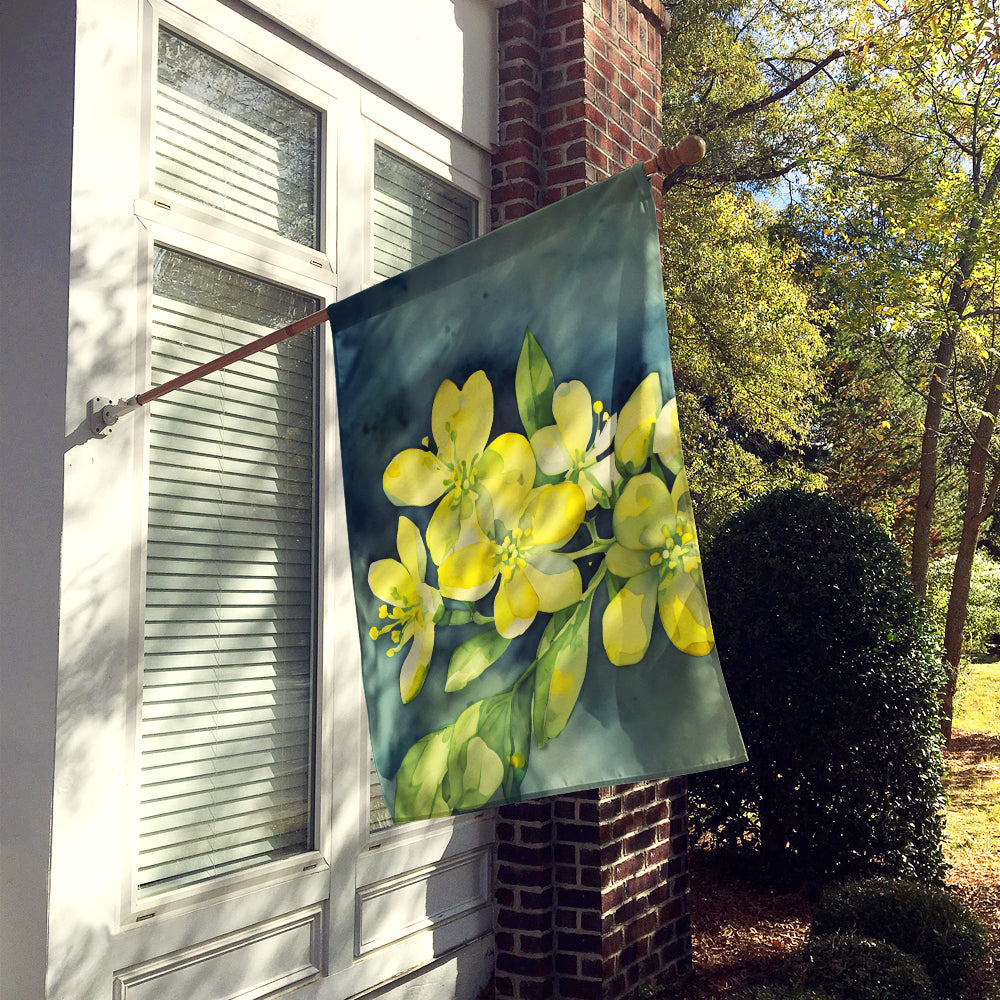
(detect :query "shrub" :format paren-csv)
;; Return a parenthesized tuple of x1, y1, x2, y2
(811, 878, 988, 998)
(732, 987, 837, 1000)
(690, 489, 946, 882)
(792, 933, 934, 1000)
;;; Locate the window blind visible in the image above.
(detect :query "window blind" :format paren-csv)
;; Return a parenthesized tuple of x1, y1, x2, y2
(138, 248, 318, 895)
(156, 28, 320, 248)
(372, 146, 477, 281)
(368, 148, 478, 833)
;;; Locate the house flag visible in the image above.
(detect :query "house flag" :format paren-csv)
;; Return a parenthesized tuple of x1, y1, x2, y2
(329, 164, 746, 822)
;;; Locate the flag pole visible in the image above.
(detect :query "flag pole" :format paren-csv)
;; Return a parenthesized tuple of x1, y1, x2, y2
(87, 306, 331, 437)
(87, 135, 705, 438)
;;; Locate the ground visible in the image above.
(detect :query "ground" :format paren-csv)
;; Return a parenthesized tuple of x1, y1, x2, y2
(657, 728, 1000, 999)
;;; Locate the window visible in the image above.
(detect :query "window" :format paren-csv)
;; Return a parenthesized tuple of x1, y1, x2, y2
(366, 146, 478, 833)
(119, 7, 493, 991)
(136, 26, 323, 898)
(155, 28, 320, 247)
(139, 248, 318, 895)
(372, 145, 477, 280)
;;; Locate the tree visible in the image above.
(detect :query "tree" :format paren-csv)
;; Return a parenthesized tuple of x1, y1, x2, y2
(662, 188, 825, 533)
(661, 0, 853, 194)
(659, 1, 844, 531)
(803, 0, 1000, 736)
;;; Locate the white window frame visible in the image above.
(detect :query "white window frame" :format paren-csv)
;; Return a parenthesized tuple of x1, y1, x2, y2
(111, 0, 496, 990)
(123, 0, 340, 931)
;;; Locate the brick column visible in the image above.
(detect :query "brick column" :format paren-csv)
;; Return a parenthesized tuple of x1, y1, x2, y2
(491, 3, 691, 999)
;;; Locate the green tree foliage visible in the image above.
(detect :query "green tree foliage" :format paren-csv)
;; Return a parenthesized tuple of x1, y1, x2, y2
(662, 189, 825, 533)
(659, 1, 837, 532)
(662, 0, 1000, 738)
(661, 0, 853, 194)
(927, 547, 1000, 657)
(691, 490, 946, 882)
(791, 0, 1000, 735)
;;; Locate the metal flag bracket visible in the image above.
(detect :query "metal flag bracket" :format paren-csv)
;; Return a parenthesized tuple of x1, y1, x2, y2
(88, 395, 141, 438)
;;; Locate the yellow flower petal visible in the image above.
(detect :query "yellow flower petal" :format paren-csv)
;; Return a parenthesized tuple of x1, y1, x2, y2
(653, 398, 684, 473)
(368, 558, 418, 606)
(552, 380, 593, 457)
(613, 474, 673, 551)
(495, 568, 539, 638)
(383, 448, 448, 507)
(399, 623, 435, 702)
(615, 373, 662, 474)
(431, 370, 493, 460)
(531, 424, 571, 476)
(521, 483, 586, 546)
(439, 540, 499, 601)
(395, 515, 426, 582)
(523, 553, 582, 612)
(426, 491, 472, 566)
(658, 579, 715, 657)
(605, 541, 651, 579)
(480, 432, 535, 528)
(602, 569, 658, 665)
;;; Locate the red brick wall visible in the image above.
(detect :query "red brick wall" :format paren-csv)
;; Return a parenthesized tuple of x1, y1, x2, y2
(490, 3, 691, 998)
(492, 0, 668, 226)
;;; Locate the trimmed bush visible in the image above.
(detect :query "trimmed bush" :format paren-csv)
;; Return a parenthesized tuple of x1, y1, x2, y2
(690, 489, 946, 882)
(812, 878, 988, 998)
(793, 933, 934, 1000)
(733, 987, 838, 1000)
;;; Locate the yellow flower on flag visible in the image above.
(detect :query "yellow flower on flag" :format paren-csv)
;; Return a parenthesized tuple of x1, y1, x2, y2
(438, 482, 586, 639)
(602, 470, 714, 663)
(530, 379, 617, 508)
(382, 370, 535, 564)
(368, 516, 444, 703)
(614, 372, 661, 474)
(653, 396, 684, 475)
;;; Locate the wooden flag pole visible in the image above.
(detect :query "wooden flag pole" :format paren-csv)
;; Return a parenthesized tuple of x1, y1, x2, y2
(87, 306, 331, 437)
(88, 136, 706, 437)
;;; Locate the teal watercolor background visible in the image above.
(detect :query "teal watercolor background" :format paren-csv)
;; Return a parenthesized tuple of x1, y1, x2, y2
(330, 165, 746, 819)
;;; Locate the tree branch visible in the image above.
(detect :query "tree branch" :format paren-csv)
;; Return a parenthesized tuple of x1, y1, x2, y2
(705, 49, 848, 132)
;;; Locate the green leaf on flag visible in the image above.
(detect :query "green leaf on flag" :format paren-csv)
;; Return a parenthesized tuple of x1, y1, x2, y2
(532, 590, 595, 748)
(445, 630, 511, 692)
(442, 699, 507, 812)
(393, 726, 453, 822)
(515, 328, 555, 438)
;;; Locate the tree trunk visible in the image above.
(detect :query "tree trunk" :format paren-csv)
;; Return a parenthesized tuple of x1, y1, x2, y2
(941, 380, 1000, 740)
(909, 161, 999, 596)
(910, 330, 956, 597)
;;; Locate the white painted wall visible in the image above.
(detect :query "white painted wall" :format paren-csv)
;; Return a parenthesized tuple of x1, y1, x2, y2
(1, 1, 500, 997)
(244, 0, 498, 151)
(0, 0, 76, 995)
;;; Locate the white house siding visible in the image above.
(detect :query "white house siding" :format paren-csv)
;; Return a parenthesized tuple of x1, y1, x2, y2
(0, 1, 499, 998)
(0, 1, 76, 996)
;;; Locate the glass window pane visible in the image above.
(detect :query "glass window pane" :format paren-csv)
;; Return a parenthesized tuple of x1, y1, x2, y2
(156, 28, 320, 248)
(138, 246, 318, 895)
(372, 146, 477, 280)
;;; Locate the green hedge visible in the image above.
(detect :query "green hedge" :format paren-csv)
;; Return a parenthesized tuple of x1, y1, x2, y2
(690, 489, 946, 881)
(732, 988, 837, 1000)
(792, 933, 934, 1000)
(811, 878, 987, 998)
